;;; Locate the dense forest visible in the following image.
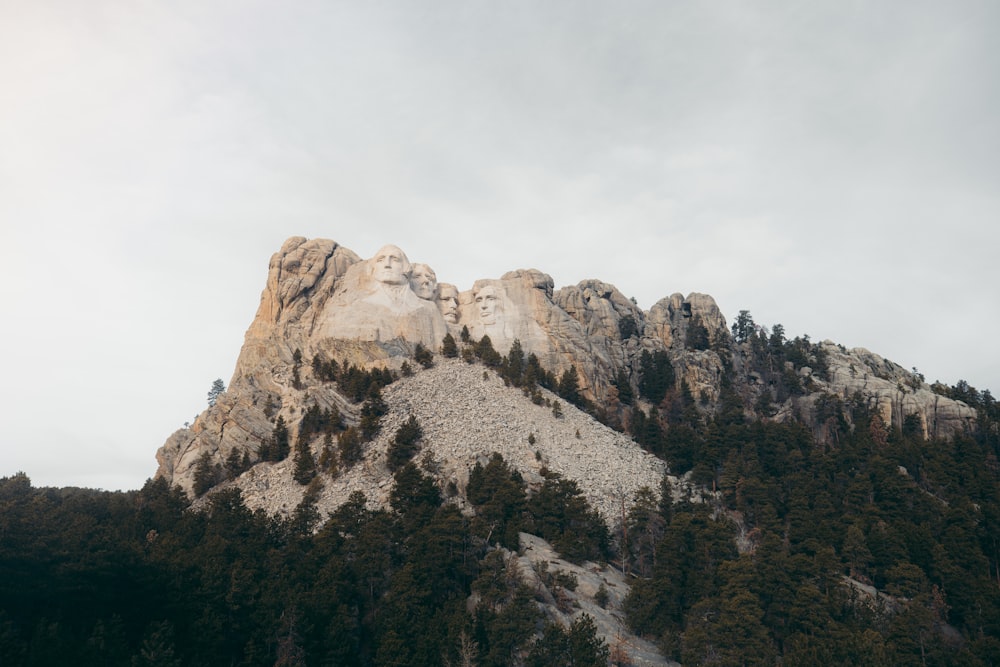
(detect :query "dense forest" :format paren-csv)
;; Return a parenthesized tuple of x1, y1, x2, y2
(0, 461, 611, 666)
(2, 319, 999, 665)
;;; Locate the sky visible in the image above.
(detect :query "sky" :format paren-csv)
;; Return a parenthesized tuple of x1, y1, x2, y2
(1, 1, 997, 491)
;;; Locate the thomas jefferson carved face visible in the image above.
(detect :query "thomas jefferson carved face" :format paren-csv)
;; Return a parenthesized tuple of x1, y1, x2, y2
(475, 285, 501, 325)
(371, 245, 411, 285)
(436, 283, 459, 323)
(410, 263, 437, 300)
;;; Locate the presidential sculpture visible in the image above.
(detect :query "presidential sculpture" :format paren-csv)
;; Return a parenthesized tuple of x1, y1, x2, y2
(316, 245, 447, 347)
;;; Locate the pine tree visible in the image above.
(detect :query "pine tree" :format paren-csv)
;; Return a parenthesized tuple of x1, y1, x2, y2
(207, 378, 225, 407)
(387, 415, 423, 472)
(557, 366, 582, 406)
(390, 462, 441, 530)
(614, 369, 634, 405)
(475, 335, 502, 367)
(338, 427, 363, 468)
(504, 338, 525, 386)
(268, 416, 291, 461)
(441, 332, 459, 358)
(732, 309, 755, 343)
(291, 348, 303, 389)
(193, 452, 218, 496)
(638, 349, 675, 403)
(360, 387, 388, 441)
(292, 439, 316, 485)
(414, 343, 434, 368)
(132, 621, 181, 667)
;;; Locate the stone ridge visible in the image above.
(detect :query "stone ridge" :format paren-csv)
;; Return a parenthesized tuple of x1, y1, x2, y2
(227, 359, 671, 525)
(159, 236, 980, 498)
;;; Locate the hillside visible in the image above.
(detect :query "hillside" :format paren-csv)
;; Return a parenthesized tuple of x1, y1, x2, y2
(222, 359, 671, 525)
(1, 236, 997, 666)
(157, 237, 976, 499)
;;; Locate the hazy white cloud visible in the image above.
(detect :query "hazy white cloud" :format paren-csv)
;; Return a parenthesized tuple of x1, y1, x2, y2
(1, 0, 997, 489)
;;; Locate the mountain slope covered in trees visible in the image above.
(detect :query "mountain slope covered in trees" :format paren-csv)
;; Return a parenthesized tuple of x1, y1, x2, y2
(3, 299, 999, 665)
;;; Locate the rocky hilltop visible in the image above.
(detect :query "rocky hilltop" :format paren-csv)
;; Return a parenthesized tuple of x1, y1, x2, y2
(156, 236, 977, 503)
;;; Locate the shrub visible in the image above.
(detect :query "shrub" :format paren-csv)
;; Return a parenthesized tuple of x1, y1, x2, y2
(387, 415, 423, 471)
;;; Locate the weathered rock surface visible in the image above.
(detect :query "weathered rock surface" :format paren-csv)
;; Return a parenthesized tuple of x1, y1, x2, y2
(213, 360, 672, 524)
(152, 235, 983, 667)
(808, 342, 977, 440)
(156, 236, 979, 497)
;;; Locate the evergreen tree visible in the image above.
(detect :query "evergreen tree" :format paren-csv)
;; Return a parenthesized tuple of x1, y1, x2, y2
(638, 349, 675, 403)
(207, 378, 225, 407)
(390, 463, 441, 530)
(414, 342, 434, 368)
(527, 473, 610, 563)
(337, 427, 363, 468)
(269, 415, 291, 461)
(291, 348, 304, 389)
(557, 366, 583, 407)
(618, 314, 639, 339)
(387, 415, 423, 472)
(224, 447, 249, 477)
(317, 432, 337, 475)
(732, 309, 756, 343)
(504, 338, 526, 386)
(687, 315, 711, 350)
(526, 615, 609, 667)
(132, 621, 181, 667)
(475, 335, 502, 367)
(292, 440, 316, 485)
(193, 452, 218, 496)
(360, 387, 388, 441)
(467, 453, 527, 549)
(614, 368, 634, 405)
(441, 332, 459, 358)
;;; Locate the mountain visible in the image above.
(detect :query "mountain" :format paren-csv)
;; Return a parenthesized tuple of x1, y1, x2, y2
(157, 236, 975, 500)
(142, 236, 997, 664)
(3, 236, 998, 665)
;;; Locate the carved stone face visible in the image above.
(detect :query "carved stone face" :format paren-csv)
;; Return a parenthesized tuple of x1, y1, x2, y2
(436, 283, 459, 324)
(410, 263, 437, 300)
(371, 245, 410, 285)
(475, 285, 500, 325)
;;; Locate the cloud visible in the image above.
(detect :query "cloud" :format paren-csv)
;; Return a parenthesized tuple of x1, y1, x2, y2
(1, 0, 997, 489)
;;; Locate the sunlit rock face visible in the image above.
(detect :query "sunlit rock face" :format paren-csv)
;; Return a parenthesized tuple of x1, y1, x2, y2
(233, 239, 734, 405)
(316, 245, 448, 349)
(155, 236, 979, 497)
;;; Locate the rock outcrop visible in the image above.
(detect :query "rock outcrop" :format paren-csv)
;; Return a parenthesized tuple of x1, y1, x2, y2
(215, 360, 674, 524)
(156, 236, 979, 499)
(810, 342, 977, 440)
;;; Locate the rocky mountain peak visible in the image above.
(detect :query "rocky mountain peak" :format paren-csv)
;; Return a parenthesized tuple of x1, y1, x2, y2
(156, 236, 978, 504)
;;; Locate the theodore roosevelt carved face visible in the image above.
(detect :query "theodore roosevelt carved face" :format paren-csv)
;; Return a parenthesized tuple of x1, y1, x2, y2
(371, 245, 411, 285)
(410, 263, 437, 300)
(436, 283, 459, 324)
(475, 284, 501, 325)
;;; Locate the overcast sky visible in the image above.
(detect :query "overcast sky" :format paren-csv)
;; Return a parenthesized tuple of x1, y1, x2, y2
(2, 1, 997, 491)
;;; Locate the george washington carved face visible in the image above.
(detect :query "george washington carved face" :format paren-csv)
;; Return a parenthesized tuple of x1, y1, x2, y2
(371, 245, 411, 285)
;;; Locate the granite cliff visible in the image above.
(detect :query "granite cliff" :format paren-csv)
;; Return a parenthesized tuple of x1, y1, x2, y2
(156, 236, 977, 501)
(148, 236, 984, 666)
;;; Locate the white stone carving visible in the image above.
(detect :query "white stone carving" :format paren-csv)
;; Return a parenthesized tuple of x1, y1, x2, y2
(315, 245, 447, 347)
(410, 263, 437, 300)
(475, 283, 502, 325)
(436, 283, 460, 324)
